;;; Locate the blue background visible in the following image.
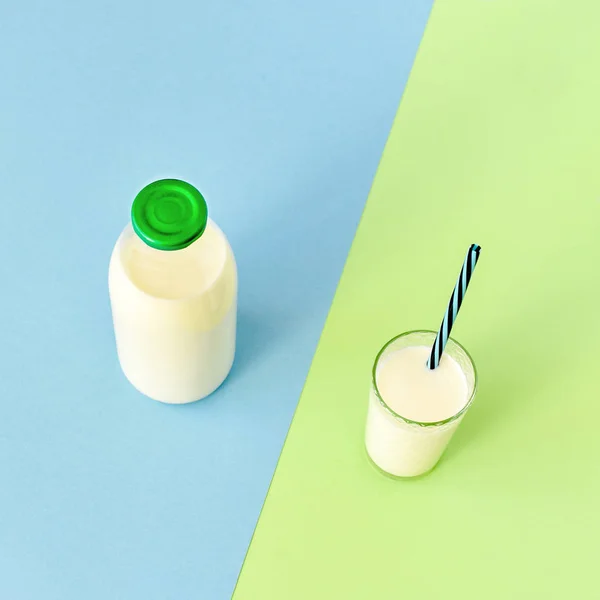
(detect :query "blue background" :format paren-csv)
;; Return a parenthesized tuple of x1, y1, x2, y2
(0, 1, 431, 598)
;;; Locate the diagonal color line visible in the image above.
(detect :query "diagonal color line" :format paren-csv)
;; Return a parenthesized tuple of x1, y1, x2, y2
(234, 1, 600, 598)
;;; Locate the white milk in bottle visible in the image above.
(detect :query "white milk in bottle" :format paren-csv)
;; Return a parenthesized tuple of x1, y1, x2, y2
(109, 179, 237, 404)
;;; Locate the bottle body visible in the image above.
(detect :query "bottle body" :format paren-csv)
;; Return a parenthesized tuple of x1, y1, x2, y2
(109, 219, 237, 404)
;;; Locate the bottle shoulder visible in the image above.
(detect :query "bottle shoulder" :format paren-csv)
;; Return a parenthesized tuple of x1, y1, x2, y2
(109, 219, 236, 303)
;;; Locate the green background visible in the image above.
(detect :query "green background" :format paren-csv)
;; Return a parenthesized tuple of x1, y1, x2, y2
(233, 0, 600, 597)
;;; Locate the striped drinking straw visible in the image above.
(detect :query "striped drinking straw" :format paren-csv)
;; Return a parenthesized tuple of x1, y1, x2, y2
(427, 244, 482, 370)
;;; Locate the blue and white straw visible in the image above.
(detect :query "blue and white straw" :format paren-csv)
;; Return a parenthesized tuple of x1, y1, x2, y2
(427, 244, 482, 370)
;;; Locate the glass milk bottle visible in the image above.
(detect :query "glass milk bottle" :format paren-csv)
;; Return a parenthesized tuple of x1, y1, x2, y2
(109, 179, 237, 404)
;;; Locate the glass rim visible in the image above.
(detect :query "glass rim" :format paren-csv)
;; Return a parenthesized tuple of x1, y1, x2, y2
(371, 329, 478, 428)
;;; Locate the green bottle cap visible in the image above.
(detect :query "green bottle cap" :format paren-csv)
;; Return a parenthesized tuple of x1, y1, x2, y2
(131, 179, 208, 251)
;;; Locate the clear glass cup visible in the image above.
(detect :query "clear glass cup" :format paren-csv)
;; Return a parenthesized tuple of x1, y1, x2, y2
(365, 330, 477, 478)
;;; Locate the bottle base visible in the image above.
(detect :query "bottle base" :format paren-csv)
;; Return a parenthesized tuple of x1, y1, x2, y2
(120, 354, 235, 405)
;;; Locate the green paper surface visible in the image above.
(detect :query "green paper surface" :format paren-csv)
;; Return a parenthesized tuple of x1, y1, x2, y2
(234, 1, 600, 597)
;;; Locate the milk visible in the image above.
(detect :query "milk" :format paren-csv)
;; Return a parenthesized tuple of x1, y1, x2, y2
(109, 219, 237, 404)
(365, 333, 476, 477)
